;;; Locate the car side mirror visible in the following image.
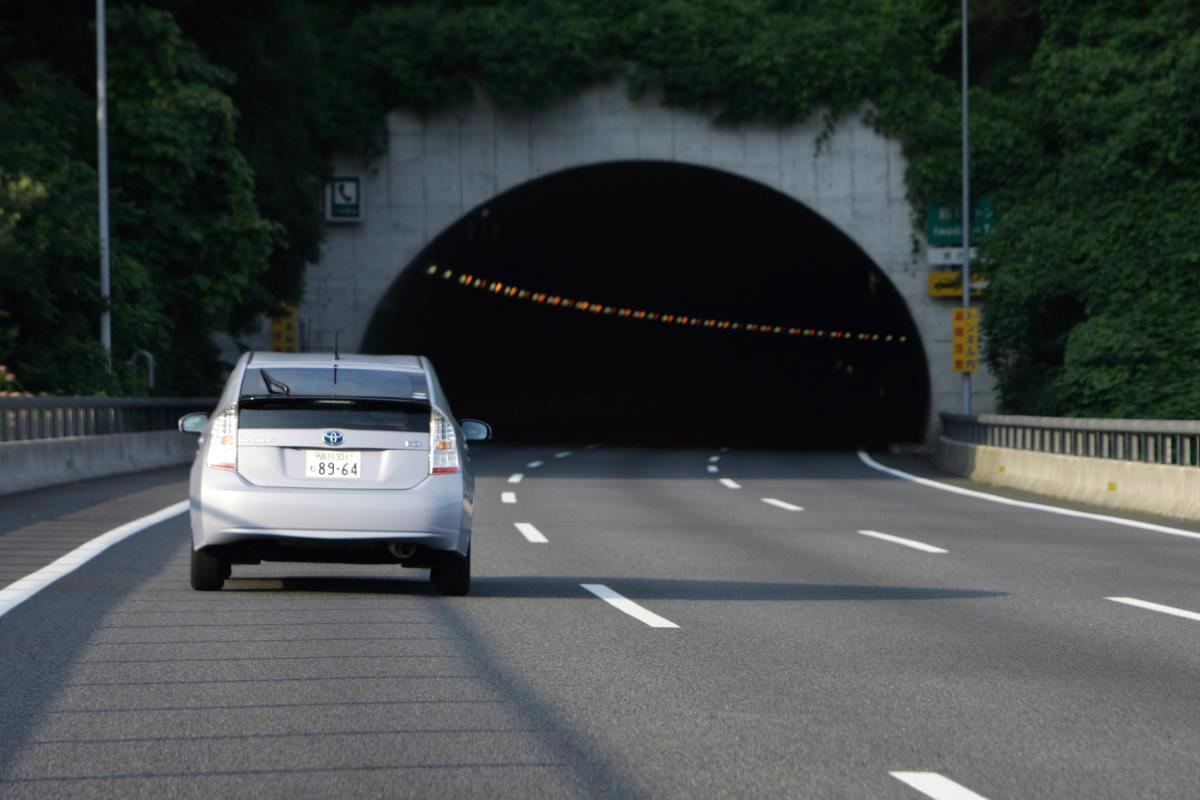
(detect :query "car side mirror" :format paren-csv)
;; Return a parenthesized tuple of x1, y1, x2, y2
(178, 412, 208, 435)
(461, 419, 492, 442)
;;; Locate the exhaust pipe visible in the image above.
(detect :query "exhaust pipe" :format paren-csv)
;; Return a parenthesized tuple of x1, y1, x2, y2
(388, 542, 417, 560)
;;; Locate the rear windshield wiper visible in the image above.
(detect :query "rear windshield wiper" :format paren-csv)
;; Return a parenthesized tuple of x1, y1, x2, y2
(260, 368, 291, 396)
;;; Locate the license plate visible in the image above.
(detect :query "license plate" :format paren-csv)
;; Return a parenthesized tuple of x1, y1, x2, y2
(305, 450, 361, 479)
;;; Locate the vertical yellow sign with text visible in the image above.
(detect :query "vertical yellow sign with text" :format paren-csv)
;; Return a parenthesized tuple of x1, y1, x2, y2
(271, 304, 298, 352)
(952, 307, 979, 373)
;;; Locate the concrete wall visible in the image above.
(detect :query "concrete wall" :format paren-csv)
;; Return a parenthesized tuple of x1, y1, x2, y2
(935, 436, 1200, 523)
(0, 431, 197, 497)
(235, 82, 997, 434)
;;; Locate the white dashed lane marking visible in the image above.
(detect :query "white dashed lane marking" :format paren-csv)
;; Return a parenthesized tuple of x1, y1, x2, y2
(1107, 596, 1200, 623)
(890, 771, 990, 799)
(719, 478, 741, 490)
(858, 530, 947, 554)
(526, 460, 544, 469)
(761, 498, 803, 511)
(507, 473, 524, 484)
(706, 465, 719, 473)
(501, 492, 517, 504)
(581, 584, 679, 629)
(554, 451, 572, 459)
(708, 455, 720, 463)
(514, 523, 548, 543)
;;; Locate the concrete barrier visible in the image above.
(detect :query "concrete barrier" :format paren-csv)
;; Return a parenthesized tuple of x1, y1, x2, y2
(0, 431, 198, 497)
(935, 435, 1200, 523)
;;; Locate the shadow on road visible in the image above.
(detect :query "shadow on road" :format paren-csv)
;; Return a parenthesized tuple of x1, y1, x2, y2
(221, 574, 1005, 603)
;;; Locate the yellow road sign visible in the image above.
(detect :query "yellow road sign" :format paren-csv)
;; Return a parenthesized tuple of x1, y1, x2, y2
(952, 308, 979, 373)
(271, 304, 298, 352)
(928, 270, 988, 298)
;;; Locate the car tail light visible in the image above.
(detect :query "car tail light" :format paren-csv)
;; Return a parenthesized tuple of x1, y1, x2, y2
(429, 410, 459, 475)
(205, 404, 238, 471)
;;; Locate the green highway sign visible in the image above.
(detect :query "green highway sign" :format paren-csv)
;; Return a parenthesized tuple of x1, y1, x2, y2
(926, 195, 994, 246)
(326, 176, 362, 223)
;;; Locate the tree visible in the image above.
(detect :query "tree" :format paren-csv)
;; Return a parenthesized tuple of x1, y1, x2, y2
(0, 5, 277, 394)
(982, 0, 1200, 417)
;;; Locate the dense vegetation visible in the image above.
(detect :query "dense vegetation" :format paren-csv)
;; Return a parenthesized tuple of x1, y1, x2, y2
(0, 0, 1196, 416)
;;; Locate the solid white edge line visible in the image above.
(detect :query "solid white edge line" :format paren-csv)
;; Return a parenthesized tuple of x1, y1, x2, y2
(0, 500, 189, 620)
(858, 529, 947, 554)
(526, 460, 544, 469)
(890, 771, 989, 800)
(554, 451, 572, 459)
(513, 522, 548, 543)
(1106, 596, 1200, 623)
(501, 492, 517, 504)
(507, 473, 524, 484)
(719, 478, 741, 489)
(857, 450, 1200, 542)
(761, 498, 804, 512)
(580, 584, 679, 629)
(706, 465, 719, 473)
(708, 455, 721, 463)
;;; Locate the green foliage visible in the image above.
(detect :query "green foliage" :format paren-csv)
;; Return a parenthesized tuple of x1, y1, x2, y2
(982, 0, 1200, 417)
(158, 0, 328, 314)
(0, 6, 276, 394)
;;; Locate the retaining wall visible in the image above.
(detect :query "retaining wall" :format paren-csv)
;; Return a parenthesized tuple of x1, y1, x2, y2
(0, 431, 197, 497)
(935, 436, 1200, 523)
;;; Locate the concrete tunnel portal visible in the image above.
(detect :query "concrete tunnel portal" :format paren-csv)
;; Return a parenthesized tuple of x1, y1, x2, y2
(362, 161, 929, 448)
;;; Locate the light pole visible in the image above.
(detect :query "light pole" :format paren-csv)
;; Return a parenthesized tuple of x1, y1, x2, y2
(960, 0, 972, 415)
(97, 0, 112, 365)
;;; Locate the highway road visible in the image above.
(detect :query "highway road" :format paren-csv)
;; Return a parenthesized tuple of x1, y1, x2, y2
(2, 445, 1200, 798)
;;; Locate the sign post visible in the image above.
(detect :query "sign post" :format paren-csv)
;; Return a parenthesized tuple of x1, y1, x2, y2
(960, 0, 972, 414)
(97, 0, 111, 365)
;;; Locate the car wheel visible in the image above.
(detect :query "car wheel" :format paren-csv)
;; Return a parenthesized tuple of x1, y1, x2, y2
(430, 549, 470, 596)
(190, 547, 227, 591)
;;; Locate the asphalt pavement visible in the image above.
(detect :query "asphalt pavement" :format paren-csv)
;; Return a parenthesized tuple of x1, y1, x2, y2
(1, 445, 1199, 799)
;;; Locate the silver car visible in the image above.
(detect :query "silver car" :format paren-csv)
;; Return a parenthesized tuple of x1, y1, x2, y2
(178, 352, 490, 595)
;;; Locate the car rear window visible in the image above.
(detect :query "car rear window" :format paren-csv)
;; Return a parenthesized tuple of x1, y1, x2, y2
(238, 398, 430, 432)
(240, 367, 428, 400)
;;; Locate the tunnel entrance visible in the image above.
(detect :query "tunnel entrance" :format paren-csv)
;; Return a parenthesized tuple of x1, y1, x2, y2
(362, 162, 928, 448)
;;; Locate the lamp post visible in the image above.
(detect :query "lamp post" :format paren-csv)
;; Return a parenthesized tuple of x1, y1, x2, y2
(960, 0, 972, 415)
(97, 0, 112, 365)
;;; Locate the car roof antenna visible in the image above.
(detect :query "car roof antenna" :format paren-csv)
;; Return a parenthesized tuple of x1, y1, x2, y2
(334, 331, 341, 361)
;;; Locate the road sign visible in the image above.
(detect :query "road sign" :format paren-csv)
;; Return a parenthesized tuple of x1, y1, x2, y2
(926, 195, 994, 247)
(951, 307, 979, 373)
(325, 176, 362, 223)
(271, 304, 298, 352)
(926, 247, 979, 266)
(928, 270, 988, 298)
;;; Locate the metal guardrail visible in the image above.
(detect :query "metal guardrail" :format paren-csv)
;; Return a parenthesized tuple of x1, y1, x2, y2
(942, 413, 1200, 467)
(0, 397, 217, 443)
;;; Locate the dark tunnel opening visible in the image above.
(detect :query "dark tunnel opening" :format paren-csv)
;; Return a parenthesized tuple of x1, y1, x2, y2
(362, 161, 929, 448)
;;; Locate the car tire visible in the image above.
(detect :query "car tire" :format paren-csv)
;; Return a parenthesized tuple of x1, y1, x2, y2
(191, 547, 227, 591)
(431, 549, 470, 596)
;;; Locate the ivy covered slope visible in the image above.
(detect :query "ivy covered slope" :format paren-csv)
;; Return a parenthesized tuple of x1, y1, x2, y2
(982, 0, 1200, 417)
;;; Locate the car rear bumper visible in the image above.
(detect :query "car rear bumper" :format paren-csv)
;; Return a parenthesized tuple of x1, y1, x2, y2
(190, 467, 472, 555)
